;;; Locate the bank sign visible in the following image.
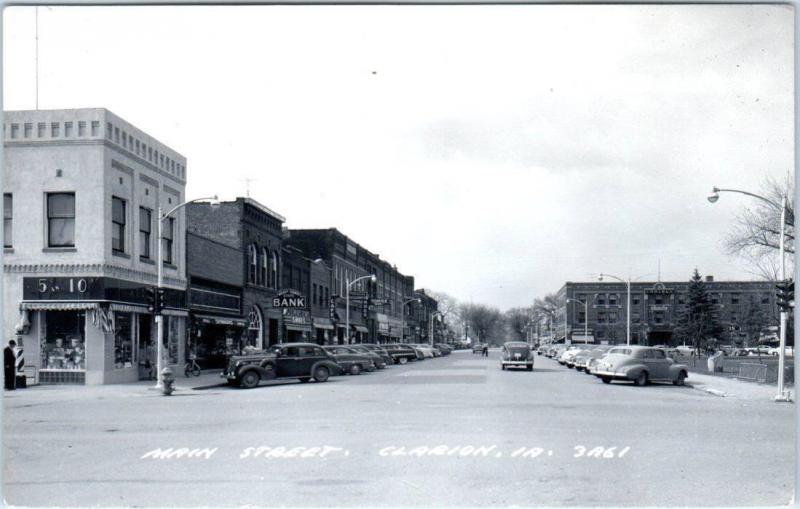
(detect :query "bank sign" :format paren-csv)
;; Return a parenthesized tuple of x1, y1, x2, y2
(272, 290, 306, 308)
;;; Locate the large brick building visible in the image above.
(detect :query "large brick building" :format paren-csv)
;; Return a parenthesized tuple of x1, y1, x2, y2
(3, 108, 189, 384)
(552, 276, 778, 346)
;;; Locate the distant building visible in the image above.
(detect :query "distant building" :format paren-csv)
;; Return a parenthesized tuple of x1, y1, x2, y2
(411, 289, 440, 344)
(553, 276, 777, 346)
(3, 108, 188, 384)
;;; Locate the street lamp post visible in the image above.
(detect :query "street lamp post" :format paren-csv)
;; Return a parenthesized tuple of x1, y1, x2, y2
(708, 186, 792, 402)
(345, 274, 376, 344)
(566, 298, 589, 343)
(597, 273, 632, 346)
(429, 311, 443, 347)
(154, 195, 219, 389)
(400, 297, 420, 344)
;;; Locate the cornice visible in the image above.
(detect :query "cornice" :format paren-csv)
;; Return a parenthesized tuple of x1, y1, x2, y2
(4, 263, 186, 288)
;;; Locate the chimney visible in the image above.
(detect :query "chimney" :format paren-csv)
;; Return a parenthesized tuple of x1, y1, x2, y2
(705, 275, 714, 282)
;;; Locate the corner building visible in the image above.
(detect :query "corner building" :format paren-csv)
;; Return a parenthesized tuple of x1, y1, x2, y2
(2, 108, 189, 384)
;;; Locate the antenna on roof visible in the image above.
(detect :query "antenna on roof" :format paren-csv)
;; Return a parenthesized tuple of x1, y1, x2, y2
(241, 177, 257, 198)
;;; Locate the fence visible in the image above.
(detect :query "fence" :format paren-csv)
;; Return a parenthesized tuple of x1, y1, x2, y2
(738, 363, 768, 383)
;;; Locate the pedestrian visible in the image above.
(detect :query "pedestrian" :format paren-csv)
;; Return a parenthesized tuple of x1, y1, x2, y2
(4, 339, 17, 391)
(482, 344, 488, 357)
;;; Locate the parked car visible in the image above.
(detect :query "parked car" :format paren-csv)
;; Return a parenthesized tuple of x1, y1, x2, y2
(409, 344, 436, 358)
(382, 344, 419, 364)
(343, 345, 387, 369)
(361, 344, 395, 366)
(536, 345, 549, 356)
(322, 346, 375, 375)
(500, 341, 534, 371)
(472, 343, 488, 354)
(435, 343, 453, 355)
(222, 343, 341, 388)
(675, 345, 697, 356)
(576, 346, 613, 373)
(767, 346, 794, 357)
(562, 345, 595, 368)
(548, 345, 567, 359)
(591, 346, 689, 386)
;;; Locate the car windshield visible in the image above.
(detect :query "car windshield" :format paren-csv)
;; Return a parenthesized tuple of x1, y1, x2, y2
(608, 348, 632, 355)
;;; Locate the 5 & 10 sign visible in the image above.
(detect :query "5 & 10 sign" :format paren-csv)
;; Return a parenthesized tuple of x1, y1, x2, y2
(23, 277, 101, 300)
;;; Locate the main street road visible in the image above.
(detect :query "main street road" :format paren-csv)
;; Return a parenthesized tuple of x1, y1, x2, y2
(3, 349, 795, 507)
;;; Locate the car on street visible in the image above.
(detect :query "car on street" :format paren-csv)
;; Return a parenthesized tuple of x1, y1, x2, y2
(382, 344, 419, 364)
(675, 345, 697, 356)
(500, 341, 534, 371)
(222, 343, 341, 388)
(767, 346, 794, 357)
(435, 343, 453, 355)
(472, 343, 488, 354)
(322, 346, 376, 375)
(562, 345, 595, 368)
(347, 345, 388, 369)
(572, 346, 611, 371)
(361, 344, 395, 366)
(536, 345, 549, 356)
(591, 345, 689, 386)
(409, 344, 436, 358)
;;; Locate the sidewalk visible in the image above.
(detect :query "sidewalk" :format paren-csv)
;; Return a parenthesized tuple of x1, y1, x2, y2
(687, 371, 794, 401)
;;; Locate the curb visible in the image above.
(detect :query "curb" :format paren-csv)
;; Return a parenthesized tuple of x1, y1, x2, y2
(689, 384, 728, 397)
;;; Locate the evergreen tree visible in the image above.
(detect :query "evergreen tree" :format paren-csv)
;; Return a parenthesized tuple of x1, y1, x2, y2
(673, 269, 724, 355)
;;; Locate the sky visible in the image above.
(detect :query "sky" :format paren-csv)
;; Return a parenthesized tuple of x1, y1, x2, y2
(2, 5, 794, 311)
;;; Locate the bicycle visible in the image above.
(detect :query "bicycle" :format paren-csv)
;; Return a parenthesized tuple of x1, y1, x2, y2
(184, 354, 201, 377)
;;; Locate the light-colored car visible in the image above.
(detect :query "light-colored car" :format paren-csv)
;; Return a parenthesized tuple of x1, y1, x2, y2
(592, 346, 689, 386)
(500, 341, 534, 371)
(675, 345, 696, 356)
(573, 346, 612, 372)
(409, 344, 436, 358)
(767, 346, 794, 357)
(562, 345, 595, 368)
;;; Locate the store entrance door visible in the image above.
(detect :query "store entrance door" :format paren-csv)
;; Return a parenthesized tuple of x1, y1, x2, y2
(137, 314, 154, 380)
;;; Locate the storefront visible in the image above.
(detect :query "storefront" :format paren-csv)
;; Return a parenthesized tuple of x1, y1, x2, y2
(376, 313, 391, 343)
(283, 308, 312, 343)
(312, 317, 335, 345)
(190, 314, 248, 368)
(17, 277, 186, 385)
(351, 324, 369, 343)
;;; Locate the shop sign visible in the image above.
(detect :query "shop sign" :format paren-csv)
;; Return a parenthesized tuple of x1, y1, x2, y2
(329, 296, 338, 321)
(369, 298, 389, 306)
(349, 291, 367, 299)
(24, 277, 102, 300)
(273, 290, 306, 308)
(283, 308, 311, 325)
(361, 298, 369, 319)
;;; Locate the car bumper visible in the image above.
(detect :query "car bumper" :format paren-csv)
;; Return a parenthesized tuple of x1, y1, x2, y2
(592, 369, 629, 380)
(502, 360, 533, 366)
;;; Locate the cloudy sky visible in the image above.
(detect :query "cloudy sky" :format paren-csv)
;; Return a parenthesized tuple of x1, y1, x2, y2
(3, 5, 794, 310)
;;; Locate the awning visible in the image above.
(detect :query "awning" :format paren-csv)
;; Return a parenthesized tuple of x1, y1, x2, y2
(286, 323, 312, 332)
(162, 309, 189, 317)
(194, 313, 248, 326)
(20, 301, 98, 311)
(351, 325, 369, 333)
(313, 318, 335, 330)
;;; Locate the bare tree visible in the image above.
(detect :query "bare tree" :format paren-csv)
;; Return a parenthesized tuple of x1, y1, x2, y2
(724, 175, 795, 280)
(533, 292, 564, 335)
(504, 307, 533, 342)
(460, 303, 504, 345)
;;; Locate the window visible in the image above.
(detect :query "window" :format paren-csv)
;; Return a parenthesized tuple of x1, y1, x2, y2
(608, 312, 618, 323)
(106, 122, 113, 139)
(51, 122, 60, 137)
(162, 218, 175, 264)
(24, 123, 32, 138)
(632, 295, 640, 305)
(608, 295, 618, 306)
(112, 197, 126, 253)
(91, 121, 100, 136)
(730, 293, 740, 305)
(762, 294, 770, 305)
(114, 312, 134, 368)
(596, 295, 606, 305)
(78, 121, 87, 136)
(248, 244, 257, 283)
(272, 251, 279, 289)
(114, 127, 120, 143)
(654, 295, 664, 305)
(597, 312, 607, 323)
(730, 312, 738, 323)
(122, 132, 127, 148)
(64, 122, 73, 137)
(47, 193, 75, 247)
(632, 312, 641, 323)
(3, 194, 11, 248)
(37, 122, 46, 138)
(10, 124, 19, 139)
(654, 311, 665, 324)
(135, 140, 140, 154)
(260, 247, 268, 285)
(578, 311, 585, 324)
(148, 147, 153, 161)
(41, 311, 86, 371)
(313, 284, 318, 306)
(139, 207, 152, 259)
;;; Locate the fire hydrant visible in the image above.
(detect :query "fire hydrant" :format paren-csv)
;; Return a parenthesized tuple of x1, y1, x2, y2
(161, 367, 175, 396)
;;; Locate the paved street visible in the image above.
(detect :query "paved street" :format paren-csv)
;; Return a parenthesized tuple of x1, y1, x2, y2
(3, 350, 795, 507)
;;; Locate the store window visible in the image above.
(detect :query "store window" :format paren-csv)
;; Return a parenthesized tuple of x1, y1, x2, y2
(47, 192, 76, 247)
(139, 207, 152, 259)
(41, 311, 86, 370)
(112, 196, 126, 253)
(3, 193, 11, 248)
(162, 217, 174, 264)
(164, 316, 181, 364)
(114, 312, 135, 368)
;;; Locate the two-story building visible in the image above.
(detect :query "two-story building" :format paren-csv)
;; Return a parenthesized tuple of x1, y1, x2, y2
(3, 108, 189, 384)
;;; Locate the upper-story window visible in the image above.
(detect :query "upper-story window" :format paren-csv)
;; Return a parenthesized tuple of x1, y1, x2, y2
(260, 247, 268, 286)
(272, 250, 279, 289)
(112, 197, 126, 253)
(730, 293, 740, 305)
(139, 207, 152, 259)
(608, 295, 618, 305)
(24, 123, 32, 138)
(3, 194, 12, 248)
(162, 217, 175, 265)
(47, 192, 76, 247)
(37, 123, 46, 138)
(65, 122, 73, 137)
(78, 121, 87, 136)
(91, 121, 100, 136)
(248, 244, 257, 284)
(10, 124, 19, 139)
(51, 123, 60, 137)
(596, 294, 606, 305)
(106, 122, 113, 139)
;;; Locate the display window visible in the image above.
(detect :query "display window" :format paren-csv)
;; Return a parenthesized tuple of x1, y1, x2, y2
(114, 312, 135, 369)
(164, 315, 182, 364)
(41, 311, 86, 371)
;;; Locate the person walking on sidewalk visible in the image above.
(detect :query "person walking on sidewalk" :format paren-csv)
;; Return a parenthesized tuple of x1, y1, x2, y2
(4, 339, 17, 390)
(482, 344, 489, 357)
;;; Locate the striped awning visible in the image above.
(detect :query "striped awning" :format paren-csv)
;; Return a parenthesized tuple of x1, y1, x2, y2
(20, 301, 98, 311)
(351, 325, 369, 334)
(286, 323, 312, 332)
(110, 303, 149, 313)
(194, 313, 247, 327)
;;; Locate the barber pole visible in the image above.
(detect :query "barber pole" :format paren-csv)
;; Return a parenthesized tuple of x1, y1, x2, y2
(14, 347, 23, 374)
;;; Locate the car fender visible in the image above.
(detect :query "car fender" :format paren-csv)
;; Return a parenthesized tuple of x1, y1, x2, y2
(668, 363, 688, 377)
(622, 363, 647, 379)
(311, 360, 340, 376)
(238, 364, 271, 381)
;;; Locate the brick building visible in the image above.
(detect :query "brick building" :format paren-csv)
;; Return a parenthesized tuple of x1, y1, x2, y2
(186, 197, 285, 348)
(553, 276, 777, 346)
(3, 108, 188, 384)
(284, 228, 414, 344)
(409, 289, 440, 344)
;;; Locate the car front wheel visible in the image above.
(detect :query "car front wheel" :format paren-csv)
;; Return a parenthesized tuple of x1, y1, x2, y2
(673, 371, 687, 386)
(635, 371, 649, 386)
(314, 366, 330, 383)
(398, 357, 408, 365)
(350, 364, 362, 376)
(601, 377, 611, 384)
(527, 365, 533, 371)
(239, 371, 260, 389)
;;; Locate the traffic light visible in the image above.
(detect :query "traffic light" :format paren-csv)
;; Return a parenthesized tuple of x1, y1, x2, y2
(157, 287, 167, 314)
(776, 279, 795, 312)
(145, 287, 156, 314)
